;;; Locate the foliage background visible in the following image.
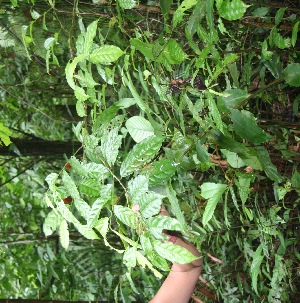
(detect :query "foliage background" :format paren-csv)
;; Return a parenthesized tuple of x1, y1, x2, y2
(0, 0, 299, 302)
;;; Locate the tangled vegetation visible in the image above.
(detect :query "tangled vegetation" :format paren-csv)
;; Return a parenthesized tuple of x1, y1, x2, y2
(0, 0, 299, 302)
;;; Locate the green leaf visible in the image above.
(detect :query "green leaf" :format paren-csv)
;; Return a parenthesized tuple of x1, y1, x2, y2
(30, 9, 41, 19)
(101, 128, 122, 166)
(166, 184, 189, 234)
(73, 198, 91, 220)
(269, 27, 291, 49)
(79, 178, 101, 197)
(207, 92, 224, 132)
(88, 184, 112, 228)
(136, 251, 163, 279)
(201, 182, 228, 226)
(130, 39, 155, 60)
(44, 37, 55, 50)
(284, 63, 300, 87)
(62, 171, 80, 199)
(117, 0, 136, 9)
(74, 222, 100, 239)
(114, 205, 137, 229)
(148, 159, 178, 186)
(153, 240, 198, 264)
(43, 210, 62, 236)
(120, 136, 164, 177)
(126, 116, 154, 143)
(217, 134, 263, 170)
(94, 217, 109, 239)
(59, 219, 69, 250)
(140, 234, 170, 271)
(148, 216, 182, 231)
(187, 0, 206, 36)
(251, 7, 269, 17)
(291, 171, 300, 188)
(128, 175, 149, 203)
(195, 140, 210, 163)
(75, 100, 86, 117)
(84, 163, 109, 180)
(275, 8, 286, 26)
(173, 0, 198, 27)
(83, 20, 98, 55)
(210, 54, 239, 83)
(157, 39, 188, 64)
(230, 109, 269, 143)
(292, 21, 299, 47)
(89, 45, 124, 64)
(139, 192, 163, 218)
(217, 0, 249, 21)
(122, 72, 150, 112)
(255, 146, 283, 182)
(217, 89, 249, 113)
(74, 86, 89, 102)
(65, 55, 86, 90)
(221, 149, 245, 168)
(160, 0, 173, 16)
(123, 247, 137, 268)
(250, 244, 264, 294)
(55, 200, 80, 225)
(0, 123, 12, 146)
(261, 40, 273, 60)
(234, 173, 252, 205)
(93, 105, 119, 135)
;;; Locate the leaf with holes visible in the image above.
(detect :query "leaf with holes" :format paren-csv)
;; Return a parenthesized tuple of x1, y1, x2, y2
(120, 136, 164, 177)
(89, 45, 124, 64)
